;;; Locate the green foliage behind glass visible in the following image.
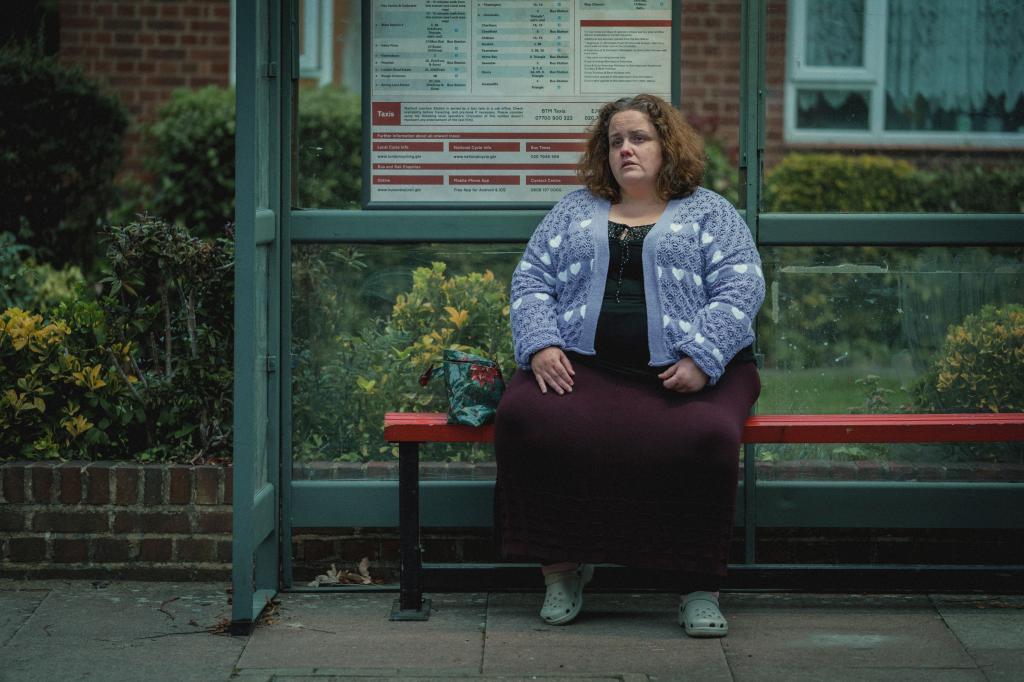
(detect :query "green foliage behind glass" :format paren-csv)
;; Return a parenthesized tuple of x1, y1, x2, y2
(0, 44, 127, 269)
(764, 152, 1024, 214)
(295, 86, 362, 208)
(702, 139, 740, 206)
(916, 164, 1024, 213)
(292, 260, 513, 462)
(764, 153, 921, 212)
(143, 85, 362, 235)
(913, 304, 1024, 414)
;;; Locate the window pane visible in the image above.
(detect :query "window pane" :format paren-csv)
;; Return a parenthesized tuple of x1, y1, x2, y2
(796, 89, 870, 130)
(296, 0, 362, 209)
(885, 0, 1024, 133)
(805, 0, 865, 67)
(679, 0, 742, 208)
(756, 245, 1024, 481)
(291, 243, 519, 479)
(768, 1, 1023, 213)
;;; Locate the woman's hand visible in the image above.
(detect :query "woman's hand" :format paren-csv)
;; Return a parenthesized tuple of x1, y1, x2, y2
(658, 357, 708, 393)
(530, 346, 575, 395)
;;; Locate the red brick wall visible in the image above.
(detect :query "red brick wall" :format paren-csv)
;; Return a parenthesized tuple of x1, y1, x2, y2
(3, 460, 1022, 580)
(58, 0, 231, 172)
(680, 1, 743, 158)
(678, 1, 786, 165)
(1, 462, 233, 579)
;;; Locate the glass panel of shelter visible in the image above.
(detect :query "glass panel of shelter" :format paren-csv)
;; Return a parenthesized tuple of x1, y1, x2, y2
(289, 0, 745, 481)
(282, 0, 1022, 579)
(761, 0, 1024, 487)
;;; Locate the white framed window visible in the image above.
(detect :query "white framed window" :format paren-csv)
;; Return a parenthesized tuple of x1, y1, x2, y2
(299, 0, 333, 85)
(786, 0, 1024, 148)
(230, 0, 335, 86)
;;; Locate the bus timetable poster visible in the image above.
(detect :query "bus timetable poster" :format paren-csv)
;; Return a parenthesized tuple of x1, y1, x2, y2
(366, 0, 674, 207)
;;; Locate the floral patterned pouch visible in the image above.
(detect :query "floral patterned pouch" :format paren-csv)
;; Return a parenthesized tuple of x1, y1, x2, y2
(419, 349, 505, 426)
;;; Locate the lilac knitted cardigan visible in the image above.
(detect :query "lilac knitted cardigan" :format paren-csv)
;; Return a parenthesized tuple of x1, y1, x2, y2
(510, 187, 765, 385)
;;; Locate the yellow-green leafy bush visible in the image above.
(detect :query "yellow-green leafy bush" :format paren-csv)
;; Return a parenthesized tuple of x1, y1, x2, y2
(390, 262, 513, 373)
(0, 307, 137, 460)
(913, 304, 1024, 414)
(292, 262, 512, 462)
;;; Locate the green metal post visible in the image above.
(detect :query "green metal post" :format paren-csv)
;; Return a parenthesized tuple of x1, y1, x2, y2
(739, 0, 766, 565)
(279, 0, 298, 590)
(232, 0, 282, 630)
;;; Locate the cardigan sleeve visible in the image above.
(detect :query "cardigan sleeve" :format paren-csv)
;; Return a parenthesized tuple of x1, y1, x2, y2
(673, 201, 765, 384)
(509, 199, 571, 368)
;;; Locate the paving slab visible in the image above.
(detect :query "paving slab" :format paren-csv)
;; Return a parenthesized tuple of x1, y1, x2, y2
(720, 593, 981, 682)
(482, 593, 731, 680)
(931, 595, 1024, 682)
(0, 581, 243, 682)
(0, 586, 49, 647)
(236, 592, 488, 674)
(233, 671, 643, 675)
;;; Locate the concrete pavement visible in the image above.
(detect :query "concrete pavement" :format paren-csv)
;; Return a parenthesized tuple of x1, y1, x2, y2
(1, 579, 1021, 681)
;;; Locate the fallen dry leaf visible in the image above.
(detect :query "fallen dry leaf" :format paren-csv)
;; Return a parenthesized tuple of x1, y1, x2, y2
(307, 559, 378, 587)
(357, 557, 372, 584)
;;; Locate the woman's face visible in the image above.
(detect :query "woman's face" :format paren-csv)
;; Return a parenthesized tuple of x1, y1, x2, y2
(607, 109, 663, 195)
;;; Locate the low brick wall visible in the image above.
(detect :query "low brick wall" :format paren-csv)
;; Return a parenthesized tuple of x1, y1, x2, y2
(3, 459, 1022, 581)
(1, 462, 232, 579)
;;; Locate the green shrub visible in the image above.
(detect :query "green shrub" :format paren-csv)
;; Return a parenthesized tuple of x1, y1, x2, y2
(0, 306, 139, 460)
(0, 233, 84, 312)
(296, 86, 362, 208)
(145, 87, 236, 238)
(293, 261, 513, 462)
(764, 153, 921, 212)
(144, 86, 362, 234)
(703, 139, 740, 206)
(913, 304, 1024, 414)
(917, 164, 1024, 213)
(98, 216, 234, 461)
(0, 44, 128, 269)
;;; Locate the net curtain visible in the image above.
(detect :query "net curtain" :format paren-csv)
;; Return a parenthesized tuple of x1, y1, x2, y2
(802, 0, 1024, 115)
(886, 0, 1024, 114)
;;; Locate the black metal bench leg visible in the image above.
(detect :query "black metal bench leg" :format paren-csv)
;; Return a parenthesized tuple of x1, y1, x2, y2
(390, 441, 430, 620)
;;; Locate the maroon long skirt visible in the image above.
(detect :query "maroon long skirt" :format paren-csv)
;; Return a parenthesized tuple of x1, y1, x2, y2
(493, 359, 760, 575)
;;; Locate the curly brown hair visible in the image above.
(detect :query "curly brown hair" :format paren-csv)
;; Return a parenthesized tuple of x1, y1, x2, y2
(576, 94, 705, 202)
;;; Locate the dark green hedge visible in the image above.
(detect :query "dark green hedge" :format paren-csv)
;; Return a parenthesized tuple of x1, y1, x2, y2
(144, 85, 362, 236)
(764, 153, 1024, 213)
(145, 86, 235, 239)
(0, 45, 127, 269)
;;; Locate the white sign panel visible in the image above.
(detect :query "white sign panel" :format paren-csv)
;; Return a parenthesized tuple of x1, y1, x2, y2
(367, 0, 674, 207)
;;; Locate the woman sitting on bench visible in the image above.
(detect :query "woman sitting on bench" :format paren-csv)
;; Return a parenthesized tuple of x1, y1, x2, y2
(494, 94, 765, 638)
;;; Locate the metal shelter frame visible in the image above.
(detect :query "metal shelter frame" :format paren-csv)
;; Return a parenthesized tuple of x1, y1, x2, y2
(231, 0, 1024, 629)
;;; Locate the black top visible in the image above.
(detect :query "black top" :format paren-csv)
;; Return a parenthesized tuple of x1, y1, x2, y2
(569, 220, 755, 380)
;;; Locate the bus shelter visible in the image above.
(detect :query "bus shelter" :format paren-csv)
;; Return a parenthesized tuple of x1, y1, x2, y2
(231, 0, 1024, 628)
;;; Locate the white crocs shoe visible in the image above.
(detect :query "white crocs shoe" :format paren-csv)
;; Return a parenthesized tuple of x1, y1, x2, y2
(679, 591, 728, 637)
(540, 564, 594, 625)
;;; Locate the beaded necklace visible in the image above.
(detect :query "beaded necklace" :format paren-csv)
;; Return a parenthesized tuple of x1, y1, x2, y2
(608, 220, 654, 303)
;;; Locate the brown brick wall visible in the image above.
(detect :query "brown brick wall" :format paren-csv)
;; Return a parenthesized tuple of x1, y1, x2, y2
(1, 462, 232, 579)
(680, 0, 744, 159)
(4, 459, 1022, 581)
(58, 0, 231, 172)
